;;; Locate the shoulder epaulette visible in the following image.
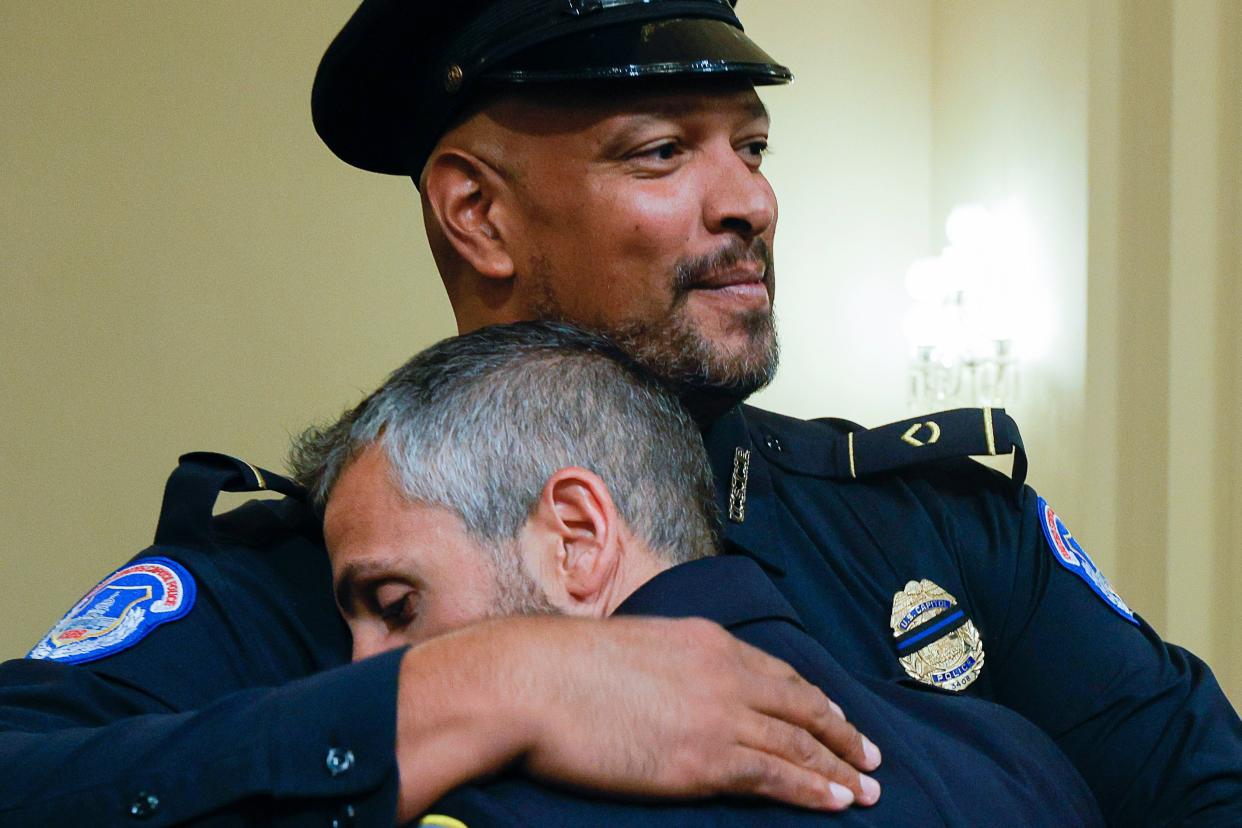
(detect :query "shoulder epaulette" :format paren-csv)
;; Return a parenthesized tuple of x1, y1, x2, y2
(749, 407, 1027, 487)
(833, 407, 1027, 485)
(154, 452, 306, 550)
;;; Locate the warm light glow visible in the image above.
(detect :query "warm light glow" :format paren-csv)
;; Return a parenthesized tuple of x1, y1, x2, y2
(904, 200, 1050, 409)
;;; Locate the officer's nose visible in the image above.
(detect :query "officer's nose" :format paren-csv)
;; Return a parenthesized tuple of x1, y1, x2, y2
(702, 145, 776, 241)
(350, 625, 388, 662)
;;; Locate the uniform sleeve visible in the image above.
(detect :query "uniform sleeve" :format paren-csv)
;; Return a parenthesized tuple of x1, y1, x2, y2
(0, 651, 403, 827)
(0, 496, 404, 826)
(939, 478, 1242, 826)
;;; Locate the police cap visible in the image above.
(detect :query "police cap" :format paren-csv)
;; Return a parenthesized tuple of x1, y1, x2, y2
(312, 0, 792, 179)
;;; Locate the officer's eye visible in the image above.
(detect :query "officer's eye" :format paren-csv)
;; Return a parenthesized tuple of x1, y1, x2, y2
(373, 582, 418, 628)
(740, 139, 770, 163)
(632, 141, 683, 163)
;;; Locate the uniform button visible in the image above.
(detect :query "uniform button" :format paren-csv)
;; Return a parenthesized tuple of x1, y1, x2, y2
(325, 747, 356, 777)
(330, 803, 357, 828)
(764, 434, 784, 452)
(128, 791, 160, 819)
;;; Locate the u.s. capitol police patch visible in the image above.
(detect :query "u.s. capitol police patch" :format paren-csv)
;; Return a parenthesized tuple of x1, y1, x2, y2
(890, 579, 984, 691)
(1037, 497, 1137, 625)
(27, 557, 196, 664)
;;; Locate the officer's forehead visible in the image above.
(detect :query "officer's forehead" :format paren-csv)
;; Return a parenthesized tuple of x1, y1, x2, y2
(467, 80, 771, 136)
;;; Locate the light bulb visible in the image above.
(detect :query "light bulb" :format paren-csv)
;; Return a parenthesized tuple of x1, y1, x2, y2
(904, 256, 950, 304)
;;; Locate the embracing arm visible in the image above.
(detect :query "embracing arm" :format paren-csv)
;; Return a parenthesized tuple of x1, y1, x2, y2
(393, 614, 881, 822)
(0, 651, 404, 826)
(0, 614, 878, 827)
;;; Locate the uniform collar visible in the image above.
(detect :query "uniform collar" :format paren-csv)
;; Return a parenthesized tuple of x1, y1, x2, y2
(614, 555, 805, 632)
(701, 404, 787, 574)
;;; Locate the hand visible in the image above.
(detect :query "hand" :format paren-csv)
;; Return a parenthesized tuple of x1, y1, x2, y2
(391, 615, 881, 821)
(520, 616, 881, 810)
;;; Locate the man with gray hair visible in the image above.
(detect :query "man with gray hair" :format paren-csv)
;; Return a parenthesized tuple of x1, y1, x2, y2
(291, 320, 1102, 826)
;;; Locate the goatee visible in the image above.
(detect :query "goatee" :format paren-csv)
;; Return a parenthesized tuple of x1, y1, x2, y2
(530, 238, 780, 407)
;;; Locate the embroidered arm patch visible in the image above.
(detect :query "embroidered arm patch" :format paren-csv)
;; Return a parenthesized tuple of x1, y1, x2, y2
(1036, 497, 1137, 625)
(27, 556, 197, 664)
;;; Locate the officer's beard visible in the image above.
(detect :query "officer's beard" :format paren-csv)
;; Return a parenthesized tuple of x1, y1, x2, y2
(487, 542, 562, 619)
(529, 238, 780, 416)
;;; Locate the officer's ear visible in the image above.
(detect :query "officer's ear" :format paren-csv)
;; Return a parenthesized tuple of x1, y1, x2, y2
(422, 148, 514, 280)
(524, 466, 620, 613)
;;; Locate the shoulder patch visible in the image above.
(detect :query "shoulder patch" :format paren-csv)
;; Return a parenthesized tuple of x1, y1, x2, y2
(1036, 498, 1137, 625)
(27, 557, 197, 664)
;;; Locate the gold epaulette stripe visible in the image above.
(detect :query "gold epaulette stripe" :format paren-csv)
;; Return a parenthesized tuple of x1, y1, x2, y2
(241, 460, 267, 490)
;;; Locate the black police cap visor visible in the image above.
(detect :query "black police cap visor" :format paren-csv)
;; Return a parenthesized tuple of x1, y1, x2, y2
(312, 0, 792, 180)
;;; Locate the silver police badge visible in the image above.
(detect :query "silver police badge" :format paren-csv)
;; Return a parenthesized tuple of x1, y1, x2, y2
(890, 579, 984, 691)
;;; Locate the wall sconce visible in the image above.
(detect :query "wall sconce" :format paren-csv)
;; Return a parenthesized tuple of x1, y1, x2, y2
(904, 203, 1030, 411)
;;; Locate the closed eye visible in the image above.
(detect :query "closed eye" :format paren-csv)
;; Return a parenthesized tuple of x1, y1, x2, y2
(373, 582, 419, 629)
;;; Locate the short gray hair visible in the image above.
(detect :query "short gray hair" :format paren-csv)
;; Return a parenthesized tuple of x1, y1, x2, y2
(289, 321, 718, 564)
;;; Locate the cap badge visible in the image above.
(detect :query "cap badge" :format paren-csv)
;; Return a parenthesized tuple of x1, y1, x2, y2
(728, 446, 750, 523)
(890, 579, 984, 691)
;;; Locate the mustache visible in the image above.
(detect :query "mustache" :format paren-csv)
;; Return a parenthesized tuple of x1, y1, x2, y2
(673, 238, 773, 293)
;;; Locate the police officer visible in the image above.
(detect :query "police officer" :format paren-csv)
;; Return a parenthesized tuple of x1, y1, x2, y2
(1, 1, 1239, 826)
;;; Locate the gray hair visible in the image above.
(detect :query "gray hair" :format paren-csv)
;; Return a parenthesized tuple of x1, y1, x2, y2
(289, 321, 718, 565)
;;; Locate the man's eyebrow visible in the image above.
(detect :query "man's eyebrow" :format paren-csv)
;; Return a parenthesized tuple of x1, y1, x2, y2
(643, 97, 770, 122)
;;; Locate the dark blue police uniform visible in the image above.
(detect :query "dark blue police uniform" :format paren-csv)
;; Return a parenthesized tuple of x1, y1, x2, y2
(0, 456, 387, 826)
(422, 555, 1104, 826)
(704, 405, 1242, 826)
(0, 407, 1238, 826)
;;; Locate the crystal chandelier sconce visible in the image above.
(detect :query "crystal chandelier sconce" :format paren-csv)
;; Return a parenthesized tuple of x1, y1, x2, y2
(904, 203, 1033, 411)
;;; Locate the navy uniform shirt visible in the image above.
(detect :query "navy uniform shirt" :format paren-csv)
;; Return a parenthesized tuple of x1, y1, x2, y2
(423, 555, 1104, 826)
(704, 405, 1242, 825)
(0, 407, 1239, 825)
(0, 456, 384, 826)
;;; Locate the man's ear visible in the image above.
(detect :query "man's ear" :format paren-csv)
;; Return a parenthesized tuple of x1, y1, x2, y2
(531, 467, 620, 603)
(422, 149, 514, 280)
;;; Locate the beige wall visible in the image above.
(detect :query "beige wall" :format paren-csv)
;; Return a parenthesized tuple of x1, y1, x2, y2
(747, 2, 932, 425)
(2, 2, 1237, 704)
(927, 0, 1240, 702)
(2, 2, 453, 654)
(1233, 0, 1242, 711)
(1083, 0, 1241, 702)
(930, 0, 1090, 516)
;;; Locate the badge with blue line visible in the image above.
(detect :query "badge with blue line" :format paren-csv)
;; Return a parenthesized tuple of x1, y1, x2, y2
(27, 556, 197, 664)
(1037, 497, 1136, 625)
(890, 579, 985, 691)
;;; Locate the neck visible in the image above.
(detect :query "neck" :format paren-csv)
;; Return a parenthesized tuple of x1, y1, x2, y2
(598, 544, 671, 617)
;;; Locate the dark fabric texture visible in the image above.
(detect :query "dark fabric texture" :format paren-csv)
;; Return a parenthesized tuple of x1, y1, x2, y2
(426, 555, 1105, 826)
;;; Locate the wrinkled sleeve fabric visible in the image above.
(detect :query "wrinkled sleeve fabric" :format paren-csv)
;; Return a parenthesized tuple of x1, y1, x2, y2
(0, 498, 403, 827)
(0, 653, 402, 826)
(920, 471, 1242, 826)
